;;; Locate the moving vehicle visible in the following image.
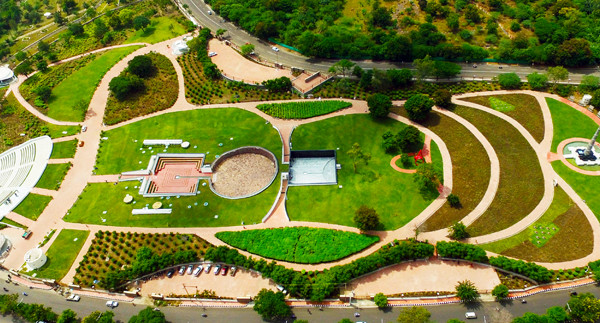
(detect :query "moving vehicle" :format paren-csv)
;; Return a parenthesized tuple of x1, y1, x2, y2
(166, 269, 175, 278)
(272, 46, 279, 52)
(230, 266, 237, 276)
(207, 10, 212, 15)
(208, 52, 217, 57)
(214, 264, 221, 275)
(204, 263, 212, 273)
(66, 294, 80, 302)
(221, 266, 228, 276)
(81, 125, 87, 132)
(106, 300, 118, 308)
(465, 312, 477, 319)
(178, 266, 185, 275)
(186, 265, 194, 275)
(193, 265, 203, 276)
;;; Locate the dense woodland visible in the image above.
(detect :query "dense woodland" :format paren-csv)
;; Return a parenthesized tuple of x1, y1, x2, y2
(206, 0, 600, 66)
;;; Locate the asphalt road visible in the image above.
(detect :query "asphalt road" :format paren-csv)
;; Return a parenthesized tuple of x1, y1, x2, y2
(1, 277, 600, 323)
(178, 0, 600, 83)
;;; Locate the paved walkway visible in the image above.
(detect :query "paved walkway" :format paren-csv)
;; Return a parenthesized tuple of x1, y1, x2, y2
(4, 33, 600, 300)
(389, 136, 432, 174)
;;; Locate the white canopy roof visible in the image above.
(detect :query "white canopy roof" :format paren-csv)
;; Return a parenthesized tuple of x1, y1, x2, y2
(0, 66, 14, 81)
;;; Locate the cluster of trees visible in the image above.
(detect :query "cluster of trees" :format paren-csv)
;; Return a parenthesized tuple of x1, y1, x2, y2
(413, 163, 441, 199)
(436, 241, 488, 263)
(381, 126, 421, 155)
(353, 205, 380, 231)
(404, 94, 434, 121)
(204, 241, 434, 301)
(253, 289, 292, 320)
(489, 256, 552, 283)
(101, 247, 198, 290)
(188, 28, 220, 79)
(512, 306, 568, 323)
(262, 76, 292, 92)
(367, 93, 392, 118)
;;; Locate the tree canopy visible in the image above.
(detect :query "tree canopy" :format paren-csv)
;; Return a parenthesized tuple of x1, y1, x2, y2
(354, 205, 380, 231)
(128, 307, 166, 323)
(367, 93, 392, 118)
(404, 94, 434, 121)
(253, 289, 292, 320)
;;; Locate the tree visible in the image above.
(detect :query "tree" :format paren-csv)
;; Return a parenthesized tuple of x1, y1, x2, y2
(347, 143, 371, 173)
(354, 205, 380, 231)
(128, 307, 166, 323)
(241, 44, 255, 56)
(133, 16, 150, 31)
(374, 293, 388, 308)
(37, 40, 50, 52)
(497, 73, 521, 89)
(396, 306, 432, 323)
(36, 60, 48, 72)
(35, 86, 52, 102)
(367, 93, 392, 118)
(568, 293, 600, 322)
(108, 76, 144, 100)
(53, 12, 65, 25)
(14, 61, 33, 76)
(579, 75, 600, 93)
(447, 193, 460, 207)
(57, 309, 78, 323)
(589, 89, 600, 108)
(396, 125, 421, 152)
(93, 19, 109, 39)
(387, 69, 412, 87)
(413, 55, 435, 82)
(82, 311, 115, 323)
(546, 306, 567, 322)
(329, 59, 355, 77)
(404, 94, 434, 121)
(253, 289, 291, 320)
(491, 284, 509, 300)
(262, 77, 291, 92)
(413, 163, 440, 198)
(526, 72, 548, 90)
(128, 55, 154, 78)
(338, 319, 353, 323)
(555, 38, 593, 67)
(216, 28, 227, 38)
(455, 280, 479, 302)
(449, 221, 468, 240)
(15, 51, 27, 61)
(86, 7, 96, 18)
(547, 66, 569, 85)
(68, 23, 84, 36)
(432, 61, 461, 79)
(432, 89, 452, 108)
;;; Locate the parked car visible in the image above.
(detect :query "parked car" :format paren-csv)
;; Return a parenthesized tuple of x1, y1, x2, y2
(204, 263, 212, 274)
(178, 266, 185, 275)
(22, 231, 32, 239)
(187, 265, 194, 275)
(207, 10, 212, 15)
(106, 300, 119, 308)
(465, 312, 477, 319)
(193, 265, 203, 277)
(272, 46, 279, 52)
(66, 294, 80, 302)
(221, 266, 228, 276)
(208, 52, 217, 57)
(472, 64, 477, 68)
(214, 264, 221, 275)
(230, 266, 237, 276)
(166, 269, 175, 278)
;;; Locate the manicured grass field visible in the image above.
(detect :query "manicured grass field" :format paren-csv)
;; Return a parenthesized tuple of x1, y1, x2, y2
(0, 217, 27, 229)
(461, 94, 544, 143)
(46, 46, 142, 122)
(216, 227, 379, 264)
(36, 163, 71, 190)
(547, 98, 599, 152)
(27, 229, 89, 280)
(13, 193, 52, 221)
(429, 140, 443, 182)
(392, 109, 491, 232)
(256, 101, 352, 119)
(104, 53, 178, 125)
(74, 232, 212, 287)
(64, 180, 279, 227)
(287, 114, 435, 230)
(0, 93, 79, 154)
(125, 16, 186, 44)
(95, 108, 282, 174)
(50, 139, 78, 159)
(553, 161, 600, 219)
(481, 186, 593, 262)
(454, 106, 545, 237)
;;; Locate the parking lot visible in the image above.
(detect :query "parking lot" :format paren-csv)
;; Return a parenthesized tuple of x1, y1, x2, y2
(138, 263, 278, 298)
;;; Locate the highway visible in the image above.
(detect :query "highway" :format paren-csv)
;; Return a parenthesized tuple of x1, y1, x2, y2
(178, 0, 600, 83)
(2, 277, 600, 322)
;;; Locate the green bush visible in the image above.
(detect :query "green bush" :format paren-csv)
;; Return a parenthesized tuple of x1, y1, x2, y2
(256, 100, 351, 119)
(216, 227, 379, 264)
(490, 256, 552, 283)
(436, 241, 487, 263)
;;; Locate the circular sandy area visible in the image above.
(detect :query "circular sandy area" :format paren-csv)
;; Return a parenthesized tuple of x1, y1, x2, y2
(212, 153, 277, 198)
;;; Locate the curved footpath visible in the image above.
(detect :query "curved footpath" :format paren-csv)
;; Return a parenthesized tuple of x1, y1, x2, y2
(4, 34, 600, 299)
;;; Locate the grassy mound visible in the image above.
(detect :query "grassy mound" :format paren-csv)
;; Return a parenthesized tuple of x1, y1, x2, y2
(216, 227, 379, 264)
(257, 100, 351, 119)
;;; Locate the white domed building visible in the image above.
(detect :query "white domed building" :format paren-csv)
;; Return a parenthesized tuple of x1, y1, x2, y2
(0, 66, 17, 87)
(24, 247, 47, 270)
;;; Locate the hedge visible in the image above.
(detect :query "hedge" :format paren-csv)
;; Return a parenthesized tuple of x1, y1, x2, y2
(489, 256, 552, 283)
(216, 227, 379, 264)
(256, 100, 351, 119)
(436, 241, 488, 263)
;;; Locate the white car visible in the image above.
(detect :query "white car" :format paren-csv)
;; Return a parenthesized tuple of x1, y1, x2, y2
(272, 46, 279, 52)
(207, 10, 212, 15)
(193, 265, 203, 276)
(186, 265, 194, 275)
(106, 300, 118, 308)
(465, 312, 477, 319)
(81, 125, 87, 132)
(214, 264, 221, 275)
(208, 52, 217, 57)
(66, 294, 80, 302)
(204, 263, 212, 273)
(178, 266, 185, 275)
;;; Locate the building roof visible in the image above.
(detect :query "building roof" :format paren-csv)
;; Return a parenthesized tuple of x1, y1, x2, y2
(0, 66, 14, 81)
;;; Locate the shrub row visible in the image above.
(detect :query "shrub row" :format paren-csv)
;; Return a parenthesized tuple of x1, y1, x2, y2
(256, 100, 351, 119)
(216, 227, 379, 264)
(436, 241, 488, 263)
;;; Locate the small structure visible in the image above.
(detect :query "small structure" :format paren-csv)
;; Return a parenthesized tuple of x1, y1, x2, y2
(123, 194, 133, 204)
(580, 94, 593, 106)
(172, 39, 190, 56)
(43, 12, 52, 19)
(288, 150, 338, 186)
(0, 65, 17, 87)
(24, 247, 47, 271)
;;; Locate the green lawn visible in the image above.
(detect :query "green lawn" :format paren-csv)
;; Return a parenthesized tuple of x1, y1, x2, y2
(0, 217, 27, 229)
(216, 227, 379, 264)
(256, 101, 352, 119)
(47, 46, 142, 122)
(553, 161, 600, 219)
(125, 16, 186, 44)
(454, 106, 545, 237)
(95, 108, 282, 174)
(461, 94, 545, 143)
(547, 98, 599, 152)
(481, 186, 593, 262)
(50, 139, 78, 159)
(12, 193, 52, 221)
(392, 109, 491, 232)
(429, 140, 443, 182)
(36, 163, 71, 190)
(287, 114, 436, 230)
(26, 229, 89, 281)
